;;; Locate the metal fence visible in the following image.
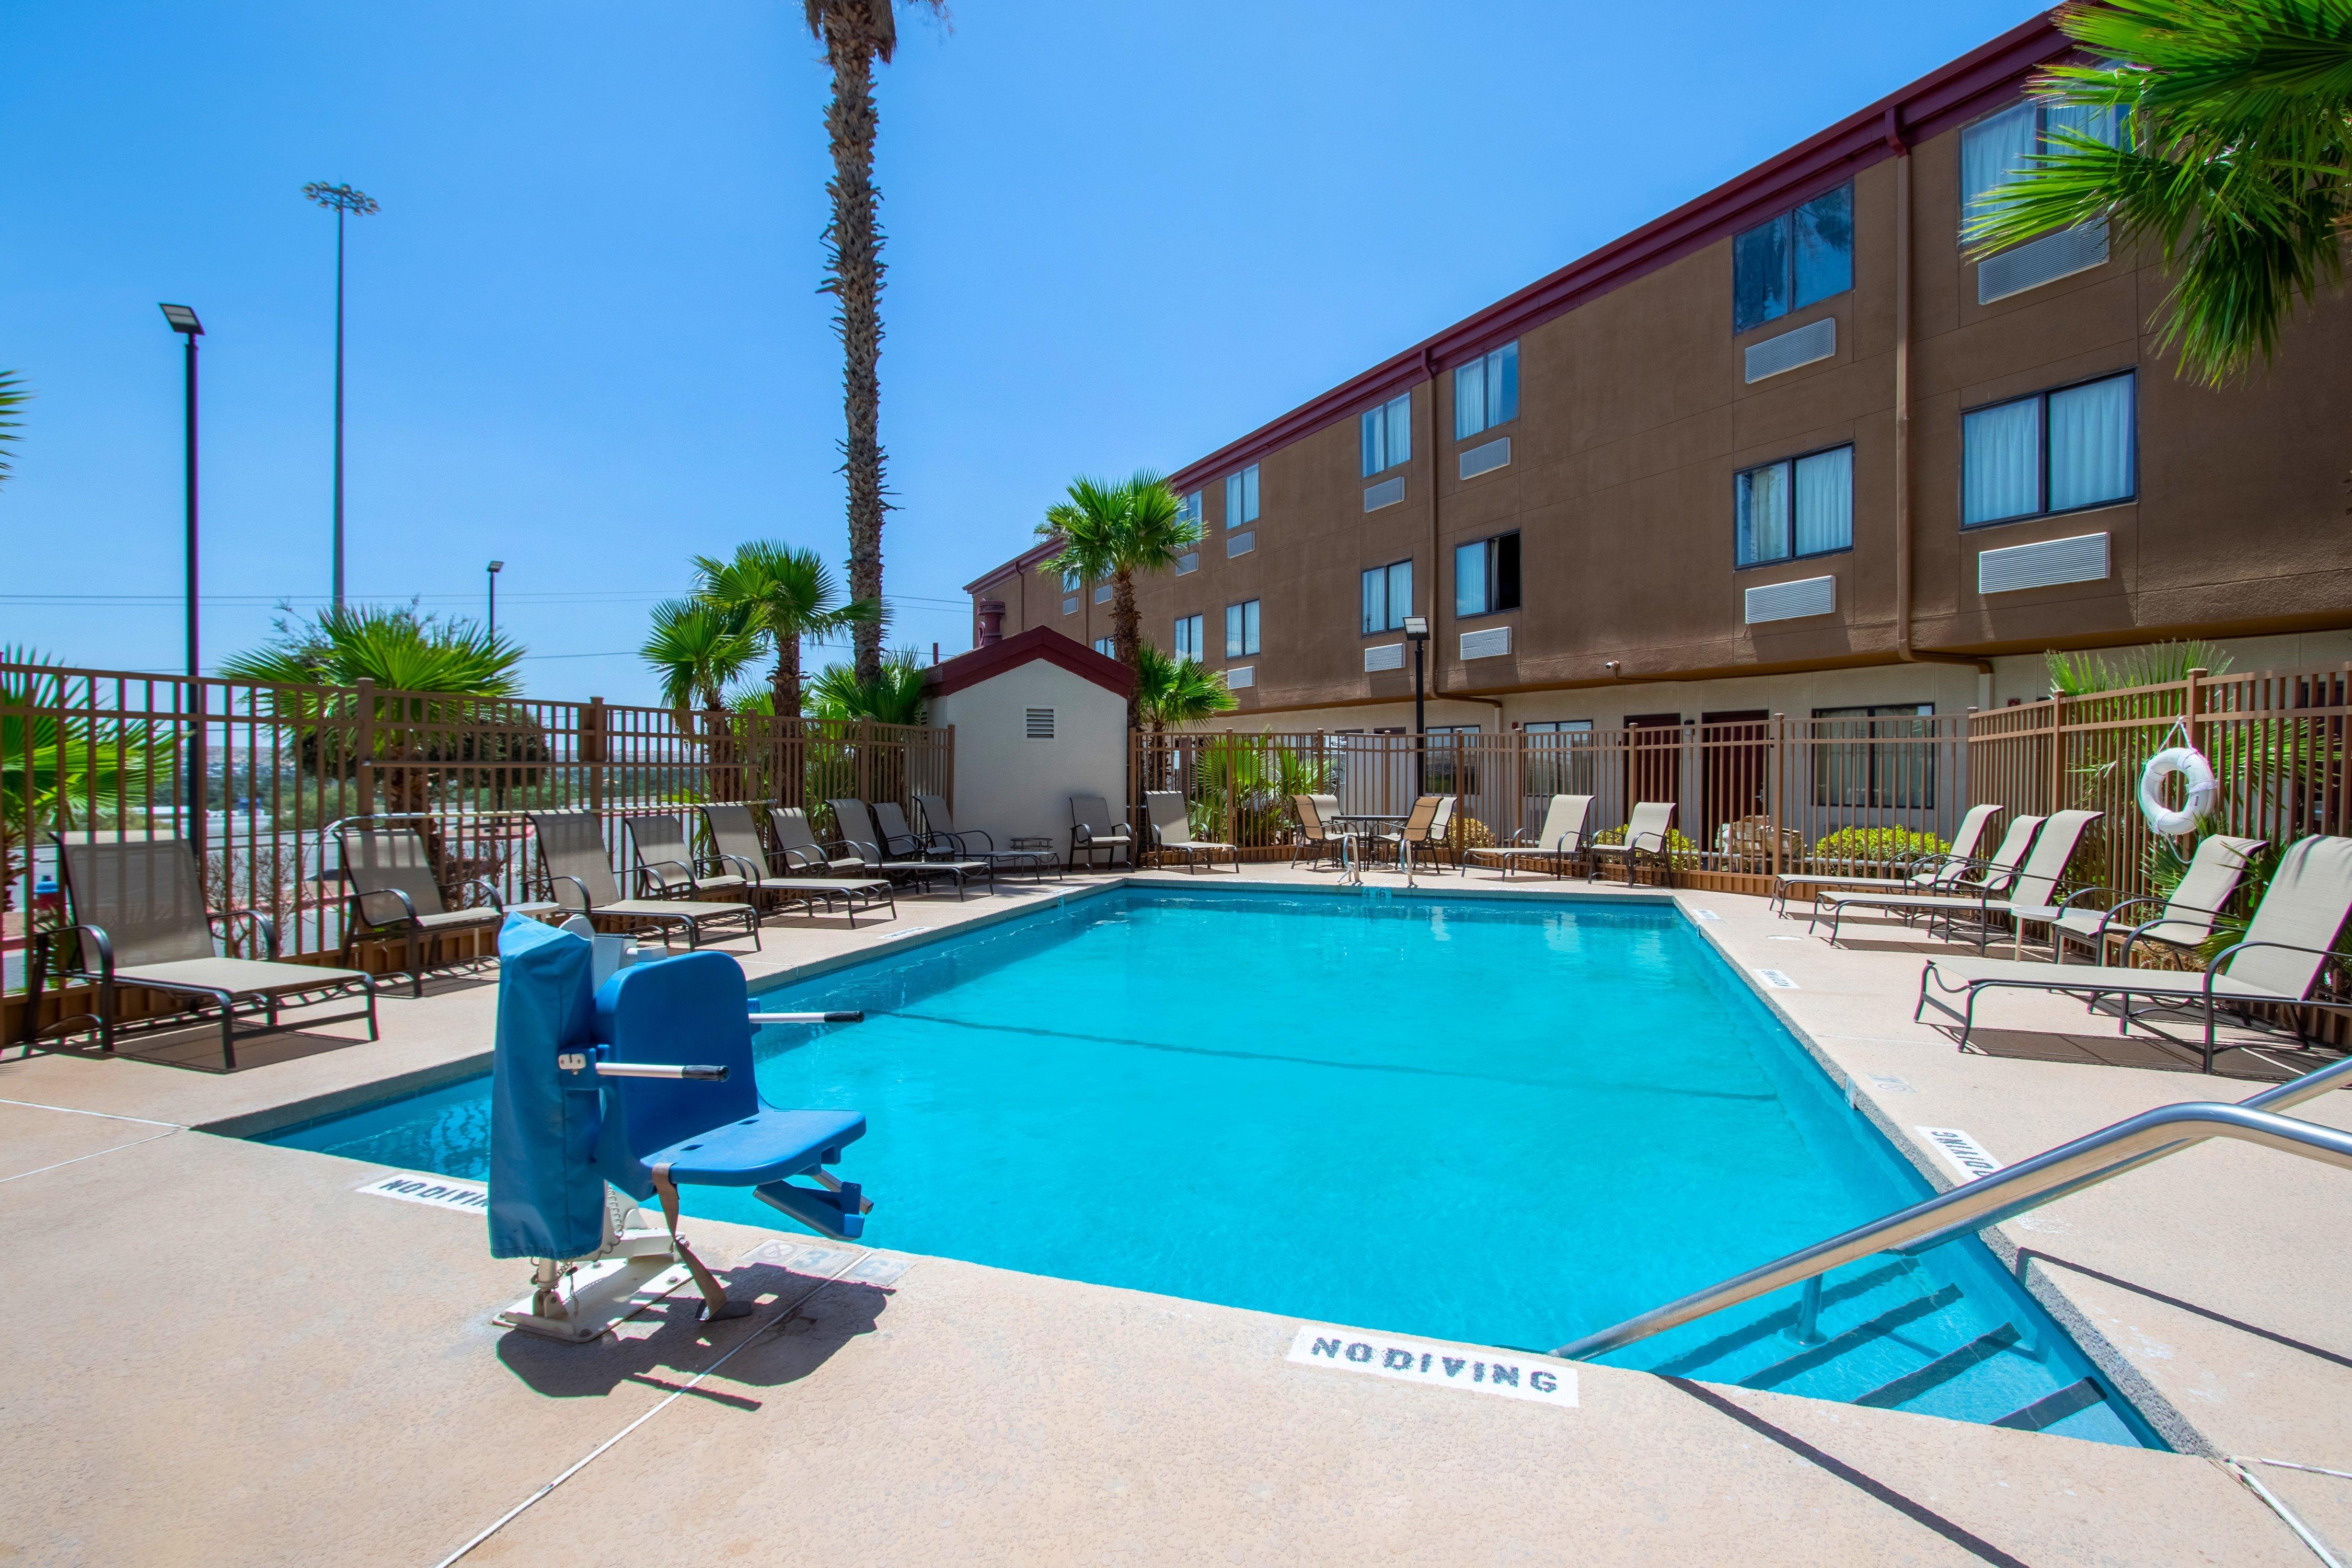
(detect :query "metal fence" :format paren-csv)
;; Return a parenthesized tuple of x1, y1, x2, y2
(2, 660, 952, 988)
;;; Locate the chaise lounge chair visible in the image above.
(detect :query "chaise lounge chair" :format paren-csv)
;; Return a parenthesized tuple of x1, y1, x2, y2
(335, 817, 511, 997)
(623, 813, 754, 903)
(1805, 813, 2042, 946)
(768, 806, 870, 878)
(1589, 801, 1677, 886)
(914, 792, 1057, 881)
(528, 811, 760, 951)
(827, 799, 978, 898)
(1769, 803, 2003, 917)
(2031, 832, 2266, 967)
(1814, 811, 2098, 953)
(699, 804, 896, 926)
(1069, 794, 1134, 872)
(1463, 793, 1593, 880)
(1916, 834, 2352, 1071)
(1145, 791, 1240, 873)
(25, 834, 377, 1070)
(872, 801, 995, 894)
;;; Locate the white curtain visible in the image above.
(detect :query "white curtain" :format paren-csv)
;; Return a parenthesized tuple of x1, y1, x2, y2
(2046, 101, 2119, 151)
(1386, 395, 1412, 467)
(1361, 568, 1385, 634)
(1361, 410, 1383, 477)
(1455, 540, 1487, 616)
(1455, 362, 1486, 440)
(2048, 374, 2134, 510)
(1737, 463, 1791, 564)
(1793, 446, 1853, 556)
(1964, 399, 2042, 523)
(1961, 102, 2037, 224)
(1387, 560, 1412, 627)
(1488, 343, 1519, 426)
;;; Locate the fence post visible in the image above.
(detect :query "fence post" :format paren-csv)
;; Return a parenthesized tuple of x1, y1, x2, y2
(585, 697, 605, 813)
(1770, 712, 1785, 879)
(1224, 731, 1238, 856)
(354, 677, 376, 819)
(2184, 665, 2205, 756)
(2048, 693, 2065, 813)
(943, 723, 954, 815)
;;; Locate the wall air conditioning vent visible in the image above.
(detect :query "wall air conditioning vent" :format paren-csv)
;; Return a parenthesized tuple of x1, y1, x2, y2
(1364, 642, 1405, 673)
(1363, 476, 1405, 512)
(1459, 626, 1512, 661)
(1744, 574, 1837, 624)
(1093, 583, 1112, 604)
(1174, 551, 1198, 575)
(1978, 532, 2109, 594)
(1024, 707, 1055, 740)
(1062, 595, 1078, 616)
(1226, 664, 1255, 690)
(1226, 530, 1256, 558)
(1979, 218, 2108, 304)
(1743, 316, 1836, 383)
(1458, 437, 1511, 480)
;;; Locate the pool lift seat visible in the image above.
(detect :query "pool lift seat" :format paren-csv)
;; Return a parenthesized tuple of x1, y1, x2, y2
(488, 916, 872, 1343)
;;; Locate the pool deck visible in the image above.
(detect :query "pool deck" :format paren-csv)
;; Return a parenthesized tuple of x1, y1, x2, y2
(5, 867, 2347, 1565)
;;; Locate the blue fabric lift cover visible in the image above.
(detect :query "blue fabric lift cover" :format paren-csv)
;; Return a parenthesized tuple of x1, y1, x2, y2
(487, 914, 608, 1261)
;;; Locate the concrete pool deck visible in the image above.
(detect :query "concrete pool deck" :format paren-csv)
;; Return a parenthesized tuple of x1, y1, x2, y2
(4, 868, 2347, 1564)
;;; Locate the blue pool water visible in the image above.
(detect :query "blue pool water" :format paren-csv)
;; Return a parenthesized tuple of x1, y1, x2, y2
(263, 886, 2152, 1445)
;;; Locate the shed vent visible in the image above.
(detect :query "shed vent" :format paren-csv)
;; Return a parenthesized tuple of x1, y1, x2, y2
(1226, 665, 1255, 690)
(1226, 530, 1256, 558)
(1744, 574, 1837, 624)
(1744, 317, 1836, 383)
(1979, 220, 2108, 304)
(1459, 626, 1512, 661)
(1174, 551, 1198, 575)
(1024, 707, 1055, 740)
(1458, 437, 1511, 480)
(1363, 476, 1405, 512)
(1978, 532, 2109, 594)
(1364, 642, 1405, 673)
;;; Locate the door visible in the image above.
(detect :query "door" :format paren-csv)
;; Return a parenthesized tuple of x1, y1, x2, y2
(1623, 713, 1682, 817)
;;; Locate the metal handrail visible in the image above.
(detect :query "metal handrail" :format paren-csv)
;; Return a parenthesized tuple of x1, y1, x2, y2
(1550, 1054, 2352, 1361)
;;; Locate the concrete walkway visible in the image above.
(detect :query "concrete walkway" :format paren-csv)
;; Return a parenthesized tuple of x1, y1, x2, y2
(3, 867, 2346, 1565)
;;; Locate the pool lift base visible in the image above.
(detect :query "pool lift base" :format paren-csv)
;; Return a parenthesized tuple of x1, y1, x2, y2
(496, 1184, 727, 1343)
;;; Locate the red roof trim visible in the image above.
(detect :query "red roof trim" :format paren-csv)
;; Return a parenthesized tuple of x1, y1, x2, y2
(923, 625, 1138, 701)
(962, 537, 1061, 596)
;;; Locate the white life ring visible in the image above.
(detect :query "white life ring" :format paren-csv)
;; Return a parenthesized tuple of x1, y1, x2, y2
(2138, 746, 2216, 835)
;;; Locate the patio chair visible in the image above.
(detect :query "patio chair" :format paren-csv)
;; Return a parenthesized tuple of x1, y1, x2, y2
(1813, 811, 2097, 953)
(333, 818, 509, 997)
(1916, 834, 2352, 1071)
(1145, 791, 1240, 873)
(915, 791, 1057, 881)
(1289, 794, 1347, 870)
(2032, 833, 2266, 966)
(1374, 795, 1454, 872)
(768, 806, 870, 878)
(872, 801, 994, 893)
(24, 834, 377, 1070)
(1069, 794, 1134, 872)
(527, 811, 759, 951)
(1769, 803, 2002, 917)
(1588, 802, 1677, 885)
(699, 804, 896, 927)
(623, 813, 753, 902)
(1462, 794, 1593, 880)
(827, 799, 975, 898)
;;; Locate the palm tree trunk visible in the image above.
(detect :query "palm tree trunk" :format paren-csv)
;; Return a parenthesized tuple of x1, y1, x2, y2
(772, 638, 803, 720)
(1111, 570, 1141, 733)
(817, 11, 889, 685)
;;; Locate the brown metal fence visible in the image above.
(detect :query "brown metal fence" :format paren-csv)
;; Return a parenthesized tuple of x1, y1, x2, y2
(1, 660, 952, 991)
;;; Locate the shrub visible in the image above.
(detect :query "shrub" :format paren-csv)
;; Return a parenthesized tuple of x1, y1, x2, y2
(1455, 815, 1496, 851)
(1591, 823, 1701, 867)
(1808, 827, 1945, 866)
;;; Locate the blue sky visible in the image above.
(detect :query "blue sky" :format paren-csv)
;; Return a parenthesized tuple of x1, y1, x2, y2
(2, 1, 2046, 705)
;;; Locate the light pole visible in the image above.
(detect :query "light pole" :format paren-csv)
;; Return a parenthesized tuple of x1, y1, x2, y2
(487, 560, 504, 637)
(302, 181, 380, 608)
(1403, 614, 1431, 797)
(159, 303, 205, 853)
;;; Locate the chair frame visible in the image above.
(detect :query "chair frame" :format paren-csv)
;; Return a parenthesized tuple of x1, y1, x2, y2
(332, 814, 509, 997)
(1069, 795, 1135, 873)
(1144, 791, 1241, 874)
(528, 812, 760, 951)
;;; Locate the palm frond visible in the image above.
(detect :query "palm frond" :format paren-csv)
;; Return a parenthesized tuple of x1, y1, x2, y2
(0, 371, 27, 485)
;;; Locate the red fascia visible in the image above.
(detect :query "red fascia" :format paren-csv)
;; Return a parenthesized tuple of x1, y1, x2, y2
(923, 625, 1139, 701)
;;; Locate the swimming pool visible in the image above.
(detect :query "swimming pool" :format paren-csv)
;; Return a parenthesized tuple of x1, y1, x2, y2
(263, 885, 2152, 1445)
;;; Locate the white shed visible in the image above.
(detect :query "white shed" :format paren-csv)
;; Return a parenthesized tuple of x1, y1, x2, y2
(923, 627, 1133, 866)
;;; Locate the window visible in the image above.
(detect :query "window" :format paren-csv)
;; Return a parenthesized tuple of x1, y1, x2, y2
(1813, 704, 1935, 809)
(1093, 637, 1115, 656)
(1733, 183, 1853, 333)
(1175, 488, 1203, 531)
(1225, 598, 1261, 659)
(1454, 342, 1519, 440)
(1523, 719, 1596, 797)
(1453, 533, 1521, 618)
(1174, 551, 1199, 575)
(1359, 559, 1413, 635)
(1062, 570, 1079, 592)
(1093, 583, 1112, 604)
(1962, 100, 2121, 238)
(1225, 464, 1259, 527)
(1736, 444, 1853, 566)
(1062, 594, 1078, 616)
(1060, 569, 1079, 616)
(1963, 371, 2135, 526)
(1173, 614, 1204, 661)
(1360, 393, 1412, 477)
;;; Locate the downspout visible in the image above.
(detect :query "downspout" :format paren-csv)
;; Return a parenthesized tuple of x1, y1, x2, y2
(1423, 343, 1443, 700)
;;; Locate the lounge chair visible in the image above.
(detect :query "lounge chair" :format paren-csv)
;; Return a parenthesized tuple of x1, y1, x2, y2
(1813, 811, 2096, 953)
(528, 811, 759, 950)
(1589, 802, 1677, 885)
(1145, 791, 1240, 872)
(24, 834, 377, 1070)
(1374, 795, 1454, 872)
(1805, 813, 2042, 943)
(1770, 803, 2003, 917)
(2033, 833, 2266, 966)
(699, 804, 896, 926)
(1463, 794, 1593, 880)
(1917, 834, 2352, 1071)
(768, 806, 870, 878)
(914, 792, 1057, 881)
(623, 813, 753, 902)
(1069, 794, 1134, 871)
(1289, 793, 1346, 870)
(872, 801, 994, 893)
(334, 818, 509, 997)
(827, 799, 976, 898)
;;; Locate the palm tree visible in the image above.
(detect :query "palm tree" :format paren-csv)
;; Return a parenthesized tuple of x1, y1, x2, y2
(1134, 642, 1238, 737)
(2, 648, 153, 910)
(1037, 472, 1203, 732)
(804, 0, 944, 682)
(1966, 0, 2352, 383)
(690, 541, 880, 718)
(641, 598, 759, 715)
(806, 650, 928, 725)
(0, 371, 27, 487)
